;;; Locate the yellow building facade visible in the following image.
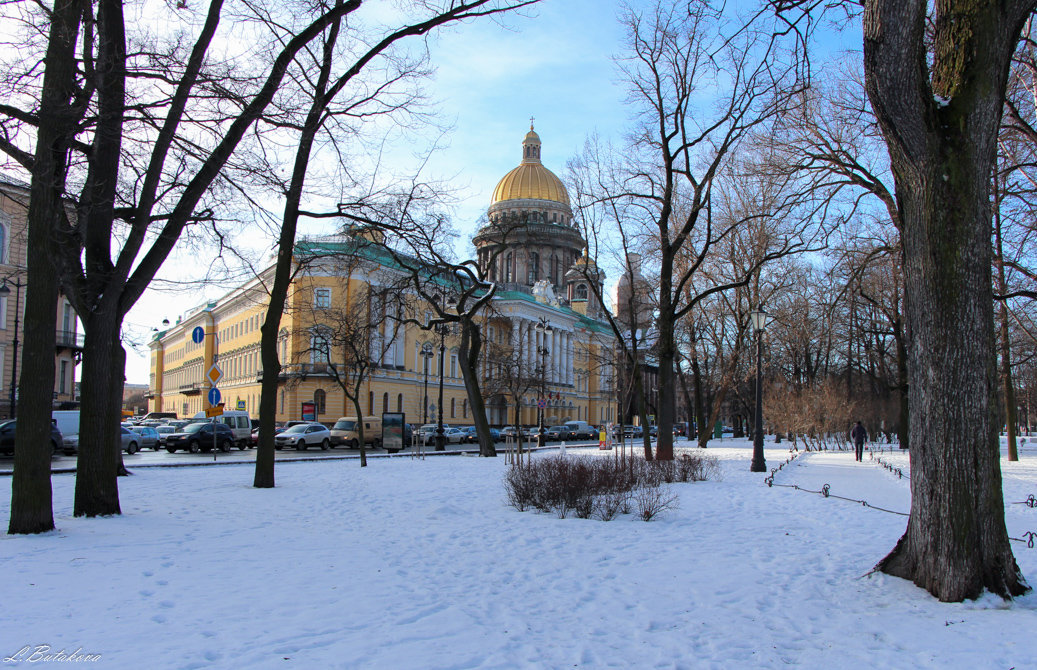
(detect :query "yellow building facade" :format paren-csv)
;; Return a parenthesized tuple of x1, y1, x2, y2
(149, 127, 620, 428)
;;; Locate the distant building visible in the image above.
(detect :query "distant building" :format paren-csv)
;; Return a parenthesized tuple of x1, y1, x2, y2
(0, 176, 83, 416)
(149, 126, 620, 427)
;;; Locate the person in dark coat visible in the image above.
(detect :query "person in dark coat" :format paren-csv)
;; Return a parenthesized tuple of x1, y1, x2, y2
(850, 421, 868, 462)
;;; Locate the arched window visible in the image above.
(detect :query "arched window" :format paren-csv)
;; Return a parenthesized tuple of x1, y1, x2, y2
(397, 393, 403, 412)
(0, 216, 7, 263)
(451, 397, 456, 418)
(505, 253, 513, 282)
(528, 252, 539, 284)
(575, 283, 588, 301)
(382, 392, 389, 413)
(314, 389, 326, 415)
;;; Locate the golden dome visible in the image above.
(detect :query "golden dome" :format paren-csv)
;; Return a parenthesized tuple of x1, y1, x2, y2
(491, 164, 570, 206)
(490, 124, 571, 207)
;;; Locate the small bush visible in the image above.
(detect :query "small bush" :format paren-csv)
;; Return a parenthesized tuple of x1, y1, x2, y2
(633, 484, 679, 521)
(503, 451, 715, 522)
(594, 489, 630, 521)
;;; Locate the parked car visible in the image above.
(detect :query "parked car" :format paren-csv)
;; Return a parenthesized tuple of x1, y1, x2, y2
(0, 420, 63, 456)
(330, 416, 382, 449)
(155, 425, 177, 448)
(418, 425, 464, 446)
(499, 426, 519, 439)
(544, 425, 575, 441)
(165, 422, 235, 453)
(120, 427, 141, 454)
(564, 421, 597, 440)
(274, 423, 332, 451)
(129, 425, 160, 451)
(137, 411, 178, 423)
(416, 423, 447, 444)
(442, 427, 466, 445)
(251, 425, 285, 446)
(459, 426, 501, 443)
(191, 410, 252, 449)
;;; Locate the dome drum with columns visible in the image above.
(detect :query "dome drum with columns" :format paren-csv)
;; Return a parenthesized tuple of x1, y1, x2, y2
(474, 125, 602, 317)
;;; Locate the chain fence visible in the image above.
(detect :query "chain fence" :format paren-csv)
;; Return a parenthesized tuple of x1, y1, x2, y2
(762, 447, 1035, 549)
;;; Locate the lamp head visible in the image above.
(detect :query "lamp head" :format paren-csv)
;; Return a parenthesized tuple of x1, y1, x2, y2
(750, 307, 768, 332)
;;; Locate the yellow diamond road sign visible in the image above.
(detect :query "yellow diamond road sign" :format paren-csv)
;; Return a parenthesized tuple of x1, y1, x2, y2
(206, 364, 223, 386)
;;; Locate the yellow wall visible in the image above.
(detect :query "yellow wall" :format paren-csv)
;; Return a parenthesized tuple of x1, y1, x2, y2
(149, 258, 614, 426)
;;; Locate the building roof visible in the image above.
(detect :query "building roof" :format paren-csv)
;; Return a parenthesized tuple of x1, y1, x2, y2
(490, 125, 570, 207)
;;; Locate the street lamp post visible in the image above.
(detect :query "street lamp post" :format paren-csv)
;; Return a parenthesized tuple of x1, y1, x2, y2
(535, 318, 552, 448)
(420, 343, 434, 426)
(0, 278, 24, 419)
(750, 307, 768, 472)
(435, 324, 448, 451)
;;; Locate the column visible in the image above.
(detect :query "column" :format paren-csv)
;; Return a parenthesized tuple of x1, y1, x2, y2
(511, 318, 519, 367)
(551, 328, 559, 385)
(567, 332, 573, 385)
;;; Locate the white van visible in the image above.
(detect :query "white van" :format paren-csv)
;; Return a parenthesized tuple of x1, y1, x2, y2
(564, 421, 596, 440)
(192, 410, 252, 449)
(52, 410, 81, 455)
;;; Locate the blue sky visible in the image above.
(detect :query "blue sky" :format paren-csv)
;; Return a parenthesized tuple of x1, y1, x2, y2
(423, 0, 630, 241)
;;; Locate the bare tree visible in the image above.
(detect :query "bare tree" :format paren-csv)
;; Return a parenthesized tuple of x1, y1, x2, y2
(288, 251, 407, 467)
(479, 313, 541, 464)
(569, 1, 814, 460)
(249, 0, 542, 486)
(0, 0, 383, 527)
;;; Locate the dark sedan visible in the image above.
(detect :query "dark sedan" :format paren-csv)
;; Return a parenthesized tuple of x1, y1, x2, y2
(0, 420, 63, 456)
(544, 426, 575, 441)
(165, 422, 235, 453)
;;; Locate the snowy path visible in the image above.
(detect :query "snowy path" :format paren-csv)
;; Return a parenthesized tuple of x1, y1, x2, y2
(0, 444, 1035, 669)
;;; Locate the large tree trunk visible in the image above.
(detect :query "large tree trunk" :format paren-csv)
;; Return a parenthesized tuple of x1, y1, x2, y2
(255, 337, 280, 488)
(654, 294, 675, 460)
(7, 0, 84, 534)
(864, 0, 1030, 601)
(74, 318, 126, 516)
(458, 322, 496, 457)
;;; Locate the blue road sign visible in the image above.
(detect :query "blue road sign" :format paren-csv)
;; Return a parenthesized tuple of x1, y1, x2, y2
(192, 326, 205, 344)
(208, 387, 221, 406)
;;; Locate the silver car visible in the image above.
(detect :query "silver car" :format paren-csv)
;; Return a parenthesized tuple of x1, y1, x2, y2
(274, 423, 332, 451)
(130, 425, 160, 450)
(120, 427, 140, 454)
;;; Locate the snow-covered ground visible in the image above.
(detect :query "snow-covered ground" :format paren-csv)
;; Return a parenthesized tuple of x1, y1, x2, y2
(2, 439, 1035, 669)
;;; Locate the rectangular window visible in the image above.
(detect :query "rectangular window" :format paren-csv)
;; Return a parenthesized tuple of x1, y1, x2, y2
(315, 288, 331, 309)
(59, 360, 67, 394)
(450, 354, 457, 378)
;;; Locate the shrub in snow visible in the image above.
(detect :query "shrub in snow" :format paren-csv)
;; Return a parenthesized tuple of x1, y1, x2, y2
(503, 451, 715, 521)
(633, 483, 680, 521)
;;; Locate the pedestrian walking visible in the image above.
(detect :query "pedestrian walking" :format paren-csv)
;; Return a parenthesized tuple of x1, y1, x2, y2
(850, 421, 868, 462)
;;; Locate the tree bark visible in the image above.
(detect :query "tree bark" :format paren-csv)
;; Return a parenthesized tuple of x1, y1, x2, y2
(458, 322, 496, 457)
(8, 0, 85, 534)
(864, 0, 1031, 600)
(993, 182, 1018, 461)
(74, 317, 125, 516)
